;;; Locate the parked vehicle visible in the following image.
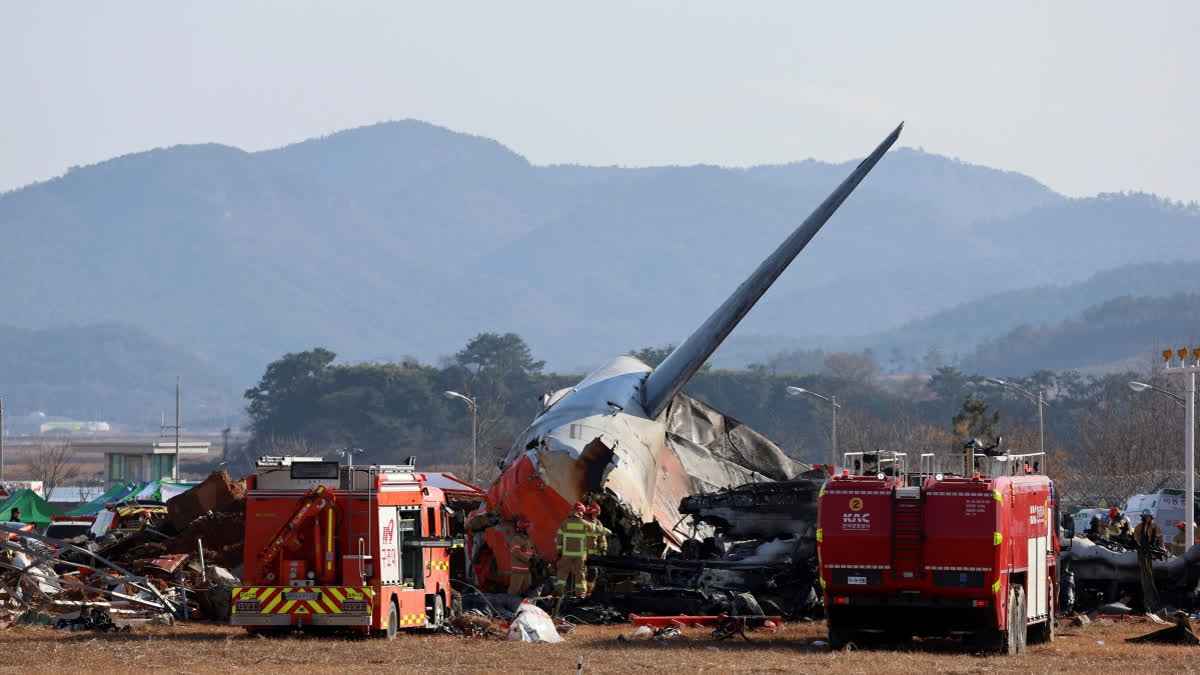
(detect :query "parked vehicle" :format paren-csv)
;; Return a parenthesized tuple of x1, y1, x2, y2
(817, 442, 1058, 654)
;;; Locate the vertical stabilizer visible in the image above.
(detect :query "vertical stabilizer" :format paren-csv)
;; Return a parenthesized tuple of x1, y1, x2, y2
(641, 122, 903, 420)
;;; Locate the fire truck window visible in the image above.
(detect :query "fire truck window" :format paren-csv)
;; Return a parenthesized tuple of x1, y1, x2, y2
(427, 507, 437, 536)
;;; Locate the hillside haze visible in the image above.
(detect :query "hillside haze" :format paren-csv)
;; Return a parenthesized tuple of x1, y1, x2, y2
(2, 120, 1198, 385)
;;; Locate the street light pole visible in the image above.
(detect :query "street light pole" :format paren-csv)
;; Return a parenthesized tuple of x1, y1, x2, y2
(786, 386, 841, 467)
(985, 378, 1045, 458)
(1162, 348, 1200, 551)
(444, 391, 478, 484)
(1128, 381, 1187, 407)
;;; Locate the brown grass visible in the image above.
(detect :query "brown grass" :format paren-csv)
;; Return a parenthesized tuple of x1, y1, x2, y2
(0, 619, 1196, 674)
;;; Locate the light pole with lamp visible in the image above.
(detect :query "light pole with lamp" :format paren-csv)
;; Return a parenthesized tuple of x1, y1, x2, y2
(444, 391, 478, 485)
(985, 378, 1045, 459)
(786, 386, 840, 467)
(1160, 348, 1200, 551)
(1128, 380, 1186, 407)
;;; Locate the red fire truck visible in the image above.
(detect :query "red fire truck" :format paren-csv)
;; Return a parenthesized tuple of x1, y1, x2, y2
(817, 446, 1058, 654)
(231, 456, 480, 638)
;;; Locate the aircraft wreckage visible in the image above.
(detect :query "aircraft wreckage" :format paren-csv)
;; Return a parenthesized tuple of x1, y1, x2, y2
(465, 123, 904, 595)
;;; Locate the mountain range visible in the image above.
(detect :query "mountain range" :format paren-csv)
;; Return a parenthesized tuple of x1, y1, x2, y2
(2, 119, 1197, 418)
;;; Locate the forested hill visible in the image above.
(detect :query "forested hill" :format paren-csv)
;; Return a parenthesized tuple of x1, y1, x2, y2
(957, 293, 1200, 375)
(0, 323, 239, 426)
(1, 120, 1197, 381)
(717, 260, 1200, 370)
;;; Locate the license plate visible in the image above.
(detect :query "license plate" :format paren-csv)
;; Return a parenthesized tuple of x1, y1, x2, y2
(235, 601, 261, 612)
(342, 600, 368, 612)
(847, 576, 868, 585)
(284, 592, 319, 601)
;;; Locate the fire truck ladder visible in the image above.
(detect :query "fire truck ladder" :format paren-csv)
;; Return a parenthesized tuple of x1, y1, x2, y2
(891, 486, 924, 578)
(258, 485, 339, 579)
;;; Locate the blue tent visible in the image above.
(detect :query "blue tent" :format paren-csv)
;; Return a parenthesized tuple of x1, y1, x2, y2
(64, 482, 137, 516)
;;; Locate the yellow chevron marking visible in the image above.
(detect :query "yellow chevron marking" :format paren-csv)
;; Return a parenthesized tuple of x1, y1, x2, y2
(327, 587, 345, 603)
(277, 600, 296, 614)
(261, 594, 283, 614)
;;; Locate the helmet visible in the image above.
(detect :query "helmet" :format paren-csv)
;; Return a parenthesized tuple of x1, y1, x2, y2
(1179, 521, 1187, 530)
(572, 502, 586, 513)
(1142, 509, 1153, 517)
(517, 519, 532, 532)
(587, 503, 601, 515)
(1109, 507, 1121, 518)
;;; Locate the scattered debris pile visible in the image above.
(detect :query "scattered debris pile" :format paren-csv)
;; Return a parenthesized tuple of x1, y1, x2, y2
(586, 476, 824, 620)
(1127, 611, 1200, 645)
(0, 470, 247, 629)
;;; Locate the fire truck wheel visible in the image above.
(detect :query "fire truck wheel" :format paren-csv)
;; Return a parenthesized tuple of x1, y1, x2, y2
(386, 600, 399, 640)
(827, 622, 854, 650)
(426, 593, 445, 629)
(1003, 585, 1027, 655)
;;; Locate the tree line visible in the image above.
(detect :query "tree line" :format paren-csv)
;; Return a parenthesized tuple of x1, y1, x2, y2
(234, 333, 1198, 486)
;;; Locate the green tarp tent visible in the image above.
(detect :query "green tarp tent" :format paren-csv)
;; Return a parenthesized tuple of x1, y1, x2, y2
(64, 483, 136, 517)
(0, 488, 63, 526)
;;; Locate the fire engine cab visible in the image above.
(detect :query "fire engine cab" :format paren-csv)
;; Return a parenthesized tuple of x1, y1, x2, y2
(817, 443, 1058, 654)
(231, 456, 480, 638)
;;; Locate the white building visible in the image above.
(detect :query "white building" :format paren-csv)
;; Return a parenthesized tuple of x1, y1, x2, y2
(73, 440, 211, 486)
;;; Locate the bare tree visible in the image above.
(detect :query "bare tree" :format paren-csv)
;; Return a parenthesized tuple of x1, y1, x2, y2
(26, 440, 80, 501)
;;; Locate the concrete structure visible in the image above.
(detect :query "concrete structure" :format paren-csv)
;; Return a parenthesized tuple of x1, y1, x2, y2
(73, 440, 211, 487)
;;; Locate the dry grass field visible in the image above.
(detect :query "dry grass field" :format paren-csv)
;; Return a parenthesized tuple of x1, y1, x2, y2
(1, 618, 1197, 674)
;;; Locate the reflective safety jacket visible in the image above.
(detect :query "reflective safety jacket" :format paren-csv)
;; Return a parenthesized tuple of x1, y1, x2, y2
(1171, 531, 1190, 557)
(510, 532, 534, 572)
(1134, 521, 1163, 549)
(585, 518, 611, 556)
(556, 515, 590, 558)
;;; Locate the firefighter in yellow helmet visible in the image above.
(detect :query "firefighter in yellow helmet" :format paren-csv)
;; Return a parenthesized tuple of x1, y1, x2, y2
(553, 502, 590, 598)
(508, 519, 535, 595)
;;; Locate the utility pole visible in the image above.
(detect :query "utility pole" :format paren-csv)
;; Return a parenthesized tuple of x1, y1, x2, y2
(1163, 348, 1200, 551)
(160, 377, 182, 482)
(831, 394, 838, 469)
(0, 397, 5, 482)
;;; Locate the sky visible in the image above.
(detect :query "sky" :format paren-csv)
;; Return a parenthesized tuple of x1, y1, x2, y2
(2, 2, 1198, 201)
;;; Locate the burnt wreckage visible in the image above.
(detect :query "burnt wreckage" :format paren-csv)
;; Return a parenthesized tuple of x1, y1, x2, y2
(465, 124, 904, 614)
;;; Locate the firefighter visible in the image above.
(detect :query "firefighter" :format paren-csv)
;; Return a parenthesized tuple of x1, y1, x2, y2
(508, 519, 535, 595)
(1134, 508, 1163, 612)
(1108, 508, 1134, 539)
(553, 502, 590, 598)
(584, 502, 611, 591)
(1171, 521, 1195, 558)
(584, 503, 610, 556)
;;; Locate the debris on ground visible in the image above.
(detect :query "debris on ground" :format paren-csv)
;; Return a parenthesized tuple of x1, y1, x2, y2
(1126, 611, 1200, 645)
(507, 602, 564, 643)
(0, 471, 246, 629)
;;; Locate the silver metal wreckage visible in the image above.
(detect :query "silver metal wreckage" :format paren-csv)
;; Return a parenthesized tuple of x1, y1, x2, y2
(466, 123, 904, 597)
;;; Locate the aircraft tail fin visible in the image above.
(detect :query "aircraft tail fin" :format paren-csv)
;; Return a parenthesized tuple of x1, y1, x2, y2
(641, 122, 903, 420)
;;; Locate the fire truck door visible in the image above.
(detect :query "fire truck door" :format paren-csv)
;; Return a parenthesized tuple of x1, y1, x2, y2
(1026, 534, 1049, 619)
(378, 507, 401, 585)
(399, 506, 424, 589)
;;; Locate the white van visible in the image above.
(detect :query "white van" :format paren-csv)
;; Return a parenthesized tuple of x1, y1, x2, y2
(1125, 489, 1188, 531)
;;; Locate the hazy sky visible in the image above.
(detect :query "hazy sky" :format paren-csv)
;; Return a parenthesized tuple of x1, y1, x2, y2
(2, 2, 1197, 201)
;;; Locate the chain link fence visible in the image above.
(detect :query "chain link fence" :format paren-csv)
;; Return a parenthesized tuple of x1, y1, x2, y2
(1054, 470, 1197, 510)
